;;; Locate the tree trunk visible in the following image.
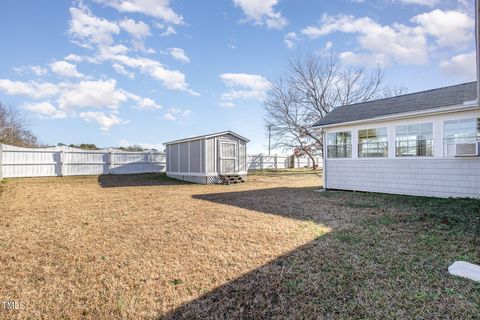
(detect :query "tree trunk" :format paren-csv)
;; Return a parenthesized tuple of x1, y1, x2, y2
(305, 152, 316, 170)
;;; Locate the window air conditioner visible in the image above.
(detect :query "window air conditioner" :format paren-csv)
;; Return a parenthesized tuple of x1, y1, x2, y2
(454, 142, 479, 157)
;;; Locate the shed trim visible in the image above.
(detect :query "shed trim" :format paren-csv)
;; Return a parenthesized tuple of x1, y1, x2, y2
(164, 130, 250, 145)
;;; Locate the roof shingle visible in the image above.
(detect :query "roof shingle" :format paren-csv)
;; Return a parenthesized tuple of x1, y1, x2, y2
(314, 81, 477, 127)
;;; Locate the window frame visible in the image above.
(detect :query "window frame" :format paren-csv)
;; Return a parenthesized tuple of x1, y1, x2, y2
(357, 127, 388, 158)
(443, 117, 480, 157)
(326, 131, 352, 158)
(395, 122, 434, 157)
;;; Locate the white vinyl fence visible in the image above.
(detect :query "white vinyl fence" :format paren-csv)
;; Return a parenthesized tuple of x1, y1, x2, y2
(247, 154, 322, 171)
(0, 144, 166, 179)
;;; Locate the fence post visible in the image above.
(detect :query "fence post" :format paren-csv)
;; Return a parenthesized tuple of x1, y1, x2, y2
(260, 155, 264, 170)
(297, 157, 300, 169)
(149, 150, 153, 173)
(0, 145, 3, 180)
(274, 154, 278, 170)
(60, 148, 65, 177)
(109, 148, 114, 174)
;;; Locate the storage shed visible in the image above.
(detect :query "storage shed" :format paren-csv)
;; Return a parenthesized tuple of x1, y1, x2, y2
(164, 131, 249, 184)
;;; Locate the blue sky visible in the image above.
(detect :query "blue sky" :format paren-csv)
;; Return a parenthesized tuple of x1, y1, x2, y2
(0, 0, 476, 153)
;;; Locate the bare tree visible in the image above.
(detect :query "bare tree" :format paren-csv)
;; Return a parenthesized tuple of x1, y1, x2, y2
(0, 103, 38, 147)
(264, 54, 406, 168)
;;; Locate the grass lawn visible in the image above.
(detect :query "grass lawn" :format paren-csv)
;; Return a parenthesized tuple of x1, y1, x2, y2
(0, 173, 478, 319)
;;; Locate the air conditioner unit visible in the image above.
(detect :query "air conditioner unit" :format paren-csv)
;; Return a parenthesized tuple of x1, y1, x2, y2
(454, 142, 479, 157)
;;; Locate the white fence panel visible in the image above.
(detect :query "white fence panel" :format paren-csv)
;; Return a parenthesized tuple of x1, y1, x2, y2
(247, 154, 323, 171)
(0, 144, 166, 179)
(1, 145, 61, 178)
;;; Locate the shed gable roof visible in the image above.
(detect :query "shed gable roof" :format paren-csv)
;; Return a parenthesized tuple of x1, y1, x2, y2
(164, 131, 250, 145)
(313, 81, 477, 127)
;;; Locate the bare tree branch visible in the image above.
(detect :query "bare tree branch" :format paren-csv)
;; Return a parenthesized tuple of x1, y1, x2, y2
(264, 54, 406, 168)
(0, 103, 38, 147)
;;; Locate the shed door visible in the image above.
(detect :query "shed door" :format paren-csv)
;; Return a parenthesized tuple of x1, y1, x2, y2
(218, 141, 237, 174)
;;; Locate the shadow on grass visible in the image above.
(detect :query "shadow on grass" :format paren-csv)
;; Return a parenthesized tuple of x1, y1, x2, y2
(192, 186, 327, 223)
(159, 188, 480, 319)
(97, 173, 185, 188)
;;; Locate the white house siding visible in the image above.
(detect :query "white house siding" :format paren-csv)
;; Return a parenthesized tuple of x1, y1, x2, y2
(323, 108, 480, 198)
(326, 158, 480, 198)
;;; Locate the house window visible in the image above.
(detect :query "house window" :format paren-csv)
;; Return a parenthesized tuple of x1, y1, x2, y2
(444, 118, 480, 156)
(327, 131, 352, 158)
(358, 127, 388, 157)
(396, 123, 433, 157)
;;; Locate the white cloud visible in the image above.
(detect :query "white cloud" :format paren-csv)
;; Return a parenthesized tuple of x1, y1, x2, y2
(58, 79, 129, 112)
(220, 73, 271, 107)
(0, 79, 59, 99)
(396, 0, 439, 6)
(300, 9, 474, 67)
(66, 5, 195, 94)
(161, 25, 176, 36)
(155, 23, 177, 36)
(440, 51, 476, 81)
(119, 18, 151, 38)
(79, 111, 128, 131)
(13, 65, 48, 76)
(168, 48, 190, 63)
(0, 76, 162, 130)
(301, 14, 428, 65)
(22, 102, 67, 119)
(233, 0, 287, 29)
(94, 0, 184, 25)
(68, 6, 120, 46)
(316, 41, 334, 56)
(339, 51, 390, 67)
(112, 63, 135, 78)
(284, 32, 299, 49)
(49, 60, 84, 78)
(64, 54, 83, 62)
(411, 9, 474, 47)
(220, 102, 236, 108)
(162, 108, 192, 123)
(98, 50, 197, 93)
(136, 97, 162, 110)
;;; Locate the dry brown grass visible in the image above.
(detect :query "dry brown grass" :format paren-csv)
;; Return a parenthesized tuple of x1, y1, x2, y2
(0, 173, 478, 319)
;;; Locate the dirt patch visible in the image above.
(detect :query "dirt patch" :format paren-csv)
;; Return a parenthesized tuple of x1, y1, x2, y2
(0, 174, 478, 319)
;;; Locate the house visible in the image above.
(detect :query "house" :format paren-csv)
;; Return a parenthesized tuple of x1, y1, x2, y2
(314, 81, 480, 198)
(164, 131, 249, 184)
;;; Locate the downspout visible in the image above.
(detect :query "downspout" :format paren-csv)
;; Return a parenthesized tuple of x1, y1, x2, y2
(477, 0, 480, 104)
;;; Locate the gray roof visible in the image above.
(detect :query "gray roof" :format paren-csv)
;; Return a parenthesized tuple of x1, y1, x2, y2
(164, 130, 249, 145)
(314, 81, 477, 127)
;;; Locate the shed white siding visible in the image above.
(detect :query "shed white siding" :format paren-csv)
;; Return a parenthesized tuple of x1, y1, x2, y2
(165, 131, 248, 184)
(323, 108, 480, 198)
(189, 140, 202, 173)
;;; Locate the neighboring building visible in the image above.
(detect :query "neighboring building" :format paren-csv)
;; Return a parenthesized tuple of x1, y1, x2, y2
(164, 131, 249, 184)
(314, 82, 480, 198)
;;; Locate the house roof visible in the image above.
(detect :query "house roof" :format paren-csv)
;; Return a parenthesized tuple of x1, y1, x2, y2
(313, 81, 478, 127)
(164, 131, 250, 145)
